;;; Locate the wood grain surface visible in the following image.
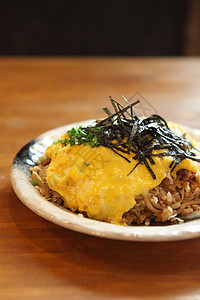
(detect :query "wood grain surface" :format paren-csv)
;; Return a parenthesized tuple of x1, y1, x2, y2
(1, 57, 200, 300)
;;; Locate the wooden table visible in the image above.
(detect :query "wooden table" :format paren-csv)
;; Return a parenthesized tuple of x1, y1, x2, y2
(1, 57, 200, 300)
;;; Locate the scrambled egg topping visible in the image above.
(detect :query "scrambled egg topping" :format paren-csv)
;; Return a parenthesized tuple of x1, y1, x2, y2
(45, 122, 200, 224)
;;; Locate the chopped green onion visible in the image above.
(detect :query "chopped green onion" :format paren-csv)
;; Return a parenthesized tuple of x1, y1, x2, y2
(32, 179, 38, 186)
(53, 126, 102, 148)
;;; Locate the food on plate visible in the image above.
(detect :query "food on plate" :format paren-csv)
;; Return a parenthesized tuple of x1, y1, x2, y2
(30, 97, 200, 225)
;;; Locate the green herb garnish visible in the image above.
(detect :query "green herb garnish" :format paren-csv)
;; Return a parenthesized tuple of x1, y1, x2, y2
(32, 179, 38, 186)
(54, 126, 102, 148)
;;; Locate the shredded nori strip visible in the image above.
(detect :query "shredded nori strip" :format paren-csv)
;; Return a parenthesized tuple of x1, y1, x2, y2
(81, 97, 200, 179)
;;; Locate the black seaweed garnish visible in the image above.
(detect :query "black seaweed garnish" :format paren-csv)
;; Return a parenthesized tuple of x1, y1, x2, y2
(82, 97, 200, 179)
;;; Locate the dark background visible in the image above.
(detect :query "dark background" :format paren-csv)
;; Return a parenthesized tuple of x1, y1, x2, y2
(1, 0, 199, 56)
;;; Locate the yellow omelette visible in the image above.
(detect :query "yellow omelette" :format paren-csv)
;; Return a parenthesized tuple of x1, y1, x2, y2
(45, 122, 200, 224)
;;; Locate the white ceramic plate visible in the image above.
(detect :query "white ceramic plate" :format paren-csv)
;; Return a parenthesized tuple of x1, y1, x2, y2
(11, 120, 200, 242)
